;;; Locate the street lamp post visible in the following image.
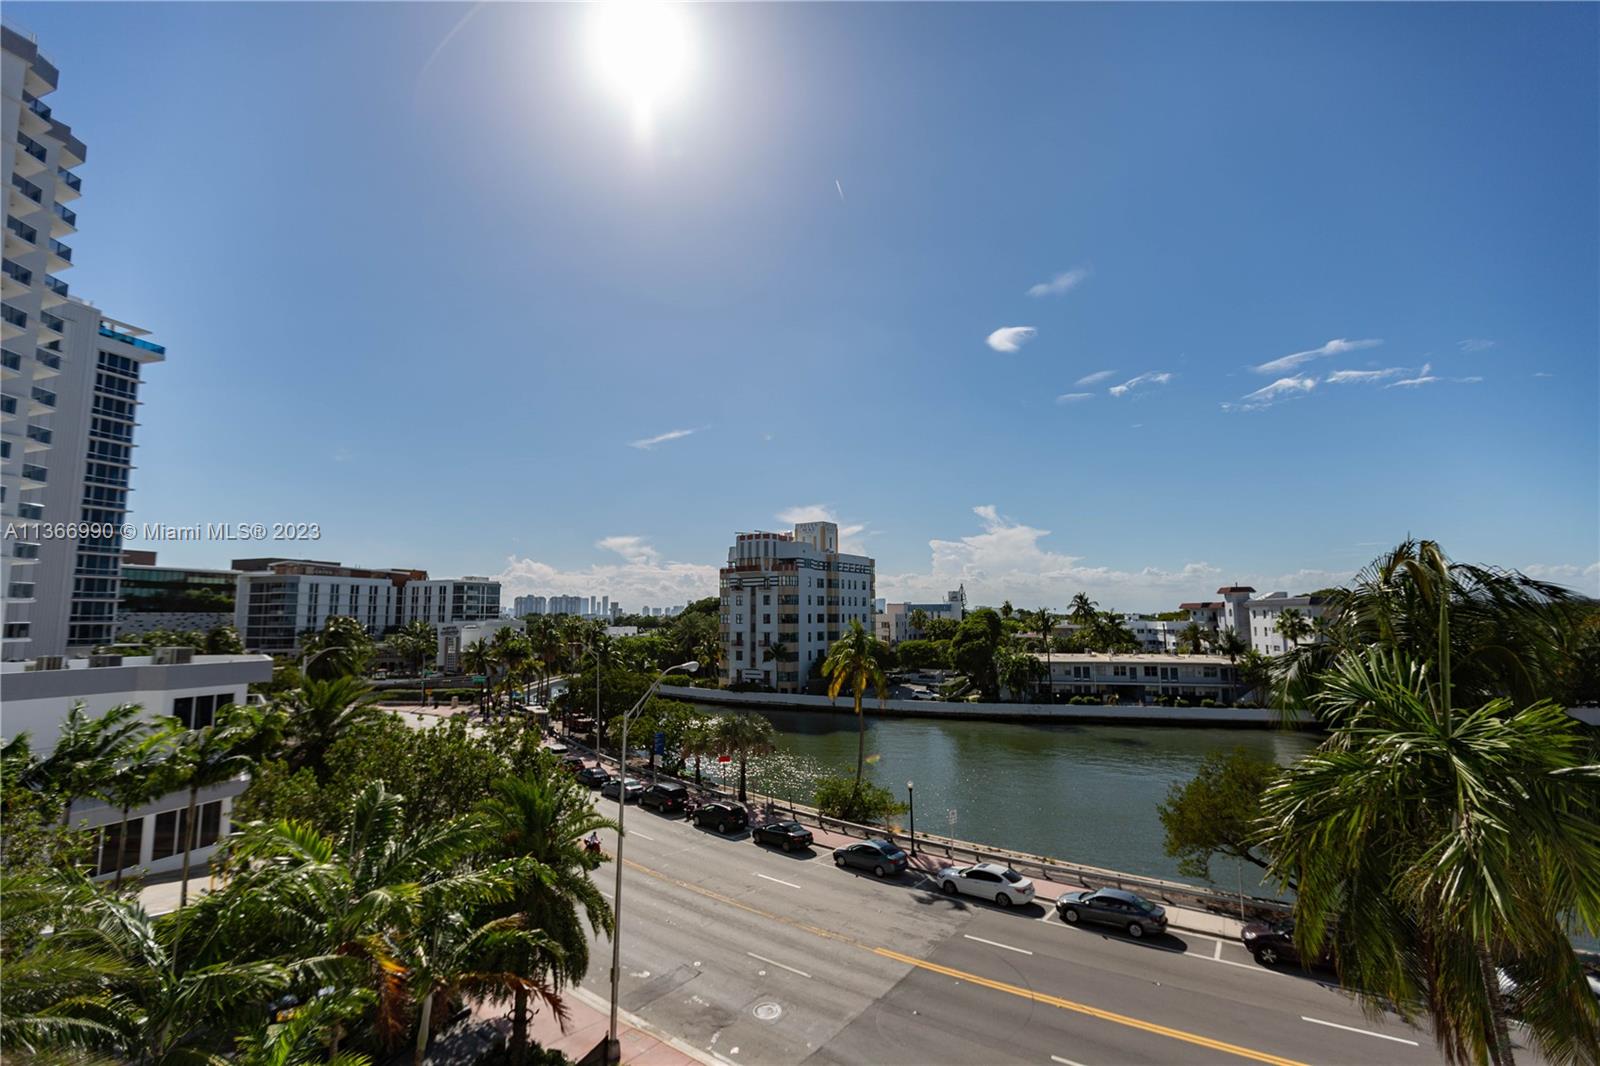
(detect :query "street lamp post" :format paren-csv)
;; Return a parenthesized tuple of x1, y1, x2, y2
(907, 780, 916, 855)
(607, 660, 698, 1065)
(297, 645, 342, 679)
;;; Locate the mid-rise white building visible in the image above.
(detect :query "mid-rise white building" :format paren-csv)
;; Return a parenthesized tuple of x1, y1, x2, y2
(3, 27, 162, 659)
(720, 521, 875, 693)
(400, 577, 500, 626)
(875, 587, 966, 645)
(1182, 585, 1330, 655)
(1, 648, 273, 878)
(233, 559, 418, 654)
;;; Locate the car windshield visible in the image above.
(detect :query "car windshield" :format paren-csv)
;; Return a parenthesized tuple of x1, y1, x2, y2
(1002, 870, 1024, 883)
(1129, 894, 1156, 911)
(882, 847, 905, 859)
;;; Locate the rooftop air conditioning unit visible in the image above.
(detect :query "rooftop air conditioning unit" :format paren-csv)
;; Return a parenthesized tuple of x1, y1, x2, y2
(88, 654, 123, 668)
(152, 646, 194, 666)
(26, 655, 67, 671)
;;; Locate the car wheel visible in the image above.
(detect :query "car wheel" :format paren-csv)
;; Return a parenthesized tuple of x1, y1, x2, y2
(718, 823, 730, 834)
(942, 880, 957, 895)
(782, 841, 791, 852)
(996, 893, 1012, 908)
(1127, 922, 1144, 939)
(1062, 907, 1080, 924)
(874, 864, 886, 878)
(835, 855, 845, 867)
(1254, 946, 1279, 967)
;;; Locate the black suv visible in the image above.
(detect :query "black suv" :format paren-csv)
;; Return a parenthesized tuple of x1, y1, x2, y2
(691, 801, 749, 834)
(640, 781, 688, 813)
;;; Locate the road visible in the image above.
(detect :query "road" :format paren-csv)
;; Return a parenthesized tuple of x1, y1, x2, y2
(581, 795, 1549, 1066)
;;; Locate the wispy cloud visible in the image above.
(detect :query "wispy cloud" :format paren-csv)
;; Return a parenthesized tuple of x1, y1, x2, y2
(1075, 369, 1116, 386)
(1458, 338, 1495, 353)
(1222, 376, 1317, 412)
(986, 326, 1037, 353)
(595, 535, 659, 566)
(1387, 363, 1440, 388)
(835, 179, 845, 203)
(629, 427, 699, 450)
(1026, 267, 1090, 298)
(1252, 337, 1381, 375)
(1055, 392, 1093, 405)
(1327, 367, 1406, 385)
(1533, 371, 1554, 378)
(496, 539, 718, 612)
(1108, 372, 1171, 398)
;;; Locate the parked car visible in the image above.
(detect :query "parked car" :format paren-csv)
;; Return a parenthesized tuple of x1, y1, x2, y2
(600, 777, 644, 803)
(575, 766, 611, 789)
(1055, 888, 1169, 938)
(559, 754, 586, 774)
(1240, 920, 1332, 969)
(752, 820, 814, 852)
(833, 839, 909, 878)
(937, 863, 1035, 907)
(640, 781, 689, 813)
(691, 801, 748, 833)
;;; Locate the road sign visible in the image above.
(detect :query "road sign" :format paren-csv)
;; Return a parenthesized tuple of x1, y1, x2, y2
(717, 754, 731, 764)
(471, 675, 487, 683)
(653, 731, 665, 755)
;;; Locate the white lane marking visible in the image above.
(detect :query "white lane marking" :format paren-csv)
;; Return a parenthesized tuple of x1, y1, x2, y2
(1051, 1056, 1089, 1066)
(629, 830, 656, 841)
(1300, 1016, 1420, 1046)
(746, 951, 812, 978)
(755, 873, 801, 889)
(1213, 940, 1223, 960)
(964, 934, 1034, 956)
(597, 888, 612, 900)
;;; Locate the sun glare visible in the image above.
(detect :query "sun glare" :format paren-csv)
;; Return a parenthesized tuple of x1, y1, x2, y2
(588, 1, 692, 137)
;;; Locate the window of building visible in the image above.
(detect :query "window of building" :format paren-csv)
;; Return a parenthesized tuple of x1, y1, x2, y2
(97, 817, 144, 875)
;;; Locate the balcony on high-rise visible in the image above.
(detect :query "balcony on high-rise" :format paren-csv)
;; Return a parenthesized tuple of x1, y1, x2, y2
(55, 167, 81, 202)
(50, 202, 75, 237)
(13, 132, 48, 177)
(5, 217, 39, 254)
(46, 238, 71, 272)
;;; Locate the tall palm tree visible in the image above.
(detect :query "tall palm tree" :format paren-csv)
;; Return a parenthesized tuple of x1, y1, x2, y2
(679, 717, 717, 787)
(1215, 629, 1248, 663)
(284, 676, 385, 779)
(1274, 608, 1311, 654)
(908, 608, 930, 640)
(1000, 600, 1014, 620)
(1261, 645, 1600, 1066)
(170, 708, 260, 908)
(1068, 592, 1099, 627)
(391, 619, 436, 676)
(475, 774, 615, 1065)
(821, 620, 891, 800)
(299, 616, 375, 680)
(712, 713, 777, 803)
(1027, 608, 1057, 701)
(1178, 621, 1208, 656)
(101, 722, 182, 886)
(41, 703, 149, 829)
(762, 641, 790, 686)
(460, 640, 498, 714)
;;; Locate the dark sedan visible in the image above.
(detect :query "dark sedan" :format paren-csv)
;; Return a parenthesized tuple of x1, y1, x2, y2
(1055, 888, 1169, 938)
(1241, 920, 1332, 969)
(691, 801, 748, 834)
(752, 821, 814, 852)
(575, 766, 611, 789)
(832, 839, 908, 878)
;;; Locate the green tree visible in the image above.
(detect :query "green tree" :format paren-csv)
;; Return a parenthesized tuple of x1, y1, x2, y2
(1157, 748, 1280, 882)
(1261, 642, 1600, 1066)
(1028, 607, 1057, 701)
(908, 608, 930, 639)
(101, 722, 182, 886)
(949, 608, 1003, 700)
(1067, 592, 1098, 626)
(205, 625, 246, 654)
(283, 676, 386, 779)
(821, 621, 891, 798)
(461, 639, 498, 713)
(1236, 649, 1273, 703)
(39, 703, 150, 829)
(1177, 621, 1209, 656)
(711, 713, 777, 803)
(996, 647, 1046, 702)
(1215, 629, 1248, 663)
(1273, 608, 1311, 653)
(388, 620, 437, 676)
(813, 776, 905, 824)
(171, 706, 261, 907)
(299, 616, 376, 680)
(999, 600, 1014, 620)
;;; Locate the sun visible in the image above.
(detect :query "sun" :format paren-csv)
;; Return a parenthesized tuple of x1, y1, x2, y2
(588, 1, 692, 136)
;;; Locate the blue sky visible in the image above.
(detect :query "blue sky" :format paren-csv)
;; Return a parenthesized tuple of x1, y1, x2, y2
(13, 2, 1597, 611)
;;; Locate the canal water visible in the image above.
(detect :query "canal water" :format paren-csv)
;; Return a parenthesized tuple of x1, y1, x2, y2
(690, 705, 1317, 897)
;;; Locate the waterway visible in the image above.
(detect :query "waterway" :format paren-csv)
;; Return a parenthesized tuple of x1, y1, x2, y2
(688, 705, 1317, 897)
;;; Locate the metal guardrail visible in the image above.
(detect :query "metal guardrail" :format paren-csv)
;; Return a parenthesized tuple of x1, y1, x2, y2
(563, 733, 1291, 925)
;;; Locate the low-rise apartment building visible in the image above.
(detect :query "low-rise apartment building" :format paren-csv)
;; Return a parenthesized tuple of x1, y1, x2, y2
(1032, 651, 1239, 702)
(1, 648, 273, 879)
(720, 521, 874, 693)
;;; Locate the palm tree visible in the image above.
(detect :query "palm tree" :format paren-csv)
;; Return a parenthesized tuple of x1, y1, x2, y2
(908, 608, 930, 640)
(41, 703, 149, 829)
(298, 616, 376, 680)
(1027, 608, 1057, 701)
(101, 722, 182, 886)
(1178, 621, 1208, 656)
(460, 640, 498, 714)
(712, 713, 777, 803)
(1000, 600, 1014, 620)
(1273, 608, 1311, 654)
(171, 707, 260, 908)
(1068, 592, 1098, 626)
(390, 619, 436, 677)
(679, 717, 717, 787)
(762, 641, 789, 687)
(1273, 539, 1590, 715)
(1261, 644, 1600, 1066)
(997, 648, 1045, 702)
(475, 774, 615, 1065)
(284, 676, 385, 779)
(1215, 629, 1248, 663)
(821, 620, 891, 801)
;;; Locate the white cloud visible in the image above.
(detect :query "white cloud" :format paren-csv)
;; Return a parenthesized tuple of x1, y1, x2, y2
(1221, 375, 1317, 413)
(775, 504, 867, 554)
(494, 537, 718, 612)
(1327, 367, 1405, 384)
(1522, 562, 1600, 593)
(1458, 338, 1495, 352)
(1075, 369, 1116, 386)
(1055, 392, 1093, 405)
(1533, 371, 1554, 378)
(1108, 371, 1171, 398)
(1026, 267, 1091, 298)
(986, 326, 1037, 353)
(1387, 363, 1439, 388)
(630, 427, 698, 450)
(835, 179, 845, 203)
(1252, 337, 1381, 375)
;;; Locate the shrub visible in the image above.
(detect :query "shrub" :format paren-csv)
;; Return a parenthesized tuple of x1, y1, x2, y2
(813, 776, 907, 824)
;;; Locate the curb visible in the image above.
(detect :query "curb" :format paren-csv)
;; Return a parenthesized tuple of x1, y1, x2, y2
(569, 986, 720, 1066)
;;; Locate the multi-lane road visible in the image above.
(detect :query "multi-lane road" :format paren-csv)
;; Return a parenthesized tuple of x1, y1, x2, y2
(581, 798, 1547, 1066)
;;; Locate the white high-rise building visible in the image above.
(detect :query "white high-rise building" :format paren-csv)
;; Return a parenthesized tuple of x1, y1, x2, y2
(3, 26, 162, 658)
(719, 521, 875, 693)
(400, 577, 500, 626)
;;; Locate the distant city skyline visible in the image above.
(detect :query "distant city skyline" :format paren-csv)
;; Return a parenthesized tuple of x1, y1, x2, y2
(7, 2, 1593, 615)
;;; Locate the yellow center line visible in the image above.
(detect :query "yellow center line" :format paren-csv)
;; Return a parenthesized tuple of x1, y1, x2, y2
(873, 947, 1311, 1066)
(622, 856, 1310, 1066)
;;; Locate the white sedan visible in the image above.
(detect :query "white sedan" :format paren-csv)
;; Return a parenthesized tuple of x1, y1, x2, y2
(936, 862, 1036, 907)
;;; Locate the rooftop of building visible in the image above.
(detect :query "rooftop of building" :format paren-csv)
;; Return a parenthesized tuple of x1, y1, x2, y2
(1028, 651, 1236, 666)
(1178, 601, 1224, 610)
(1217, 585, 1257, 594)
(1, 651, 272, 676)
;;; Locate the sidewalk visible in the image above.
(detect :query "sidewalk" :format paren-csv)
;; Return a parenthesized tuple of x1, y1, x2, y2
(448, 984, 714, 1066)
